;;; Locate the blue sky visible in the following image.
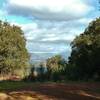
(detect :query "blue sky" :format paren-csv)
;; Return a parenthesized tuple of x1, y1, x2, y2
(0, 0, 100, 60)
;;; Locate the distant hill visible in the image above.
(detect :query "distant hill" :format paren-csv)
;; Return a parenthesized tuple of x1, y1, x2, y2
(29, 52, 68, 63)
(29, 52, 56, 63)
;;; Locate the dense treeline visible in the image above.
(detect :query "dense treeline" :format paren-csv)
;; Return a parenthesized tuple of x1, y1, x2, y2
(0, 21, 29, 77)
(25, 55, 67, 82)
(68, 18, 100, 80)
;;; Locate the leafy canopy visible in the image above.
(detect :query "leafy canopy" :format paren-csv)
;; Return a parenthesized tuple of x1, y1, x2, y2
(0, 21, 29, 74)
(69, 18, 100, 79)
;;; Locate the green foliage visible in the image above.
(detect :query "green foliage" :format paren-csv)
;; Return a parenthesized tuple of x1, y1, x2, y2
(46, 55, 67, 81)
(24, 63, 47, 82)
(69, 18, 100, 80)
(0, 21, 29, 75)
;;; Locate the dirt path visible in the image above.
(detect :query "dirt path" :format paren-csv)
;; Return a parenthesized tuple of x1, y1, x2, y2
(0, 83, 100, 100)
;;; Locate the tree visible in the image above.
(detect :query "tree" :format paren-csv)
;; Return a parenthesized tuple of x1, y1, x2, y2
(0, 21, 29, 75)
(38, 63, 44, 74)
(69, 18, 100, 80)
(46, 55, 67, 80)
(37, 63, 45, 81)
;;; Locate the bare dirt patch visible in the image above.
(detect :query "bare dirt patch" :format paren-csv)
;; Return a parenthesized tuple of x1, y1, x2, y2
(0, 82, 100, 100)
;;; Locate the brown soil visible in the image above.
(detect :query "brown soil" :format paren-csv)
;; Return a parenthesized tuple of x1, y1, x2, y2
(0, 82, 100, 100)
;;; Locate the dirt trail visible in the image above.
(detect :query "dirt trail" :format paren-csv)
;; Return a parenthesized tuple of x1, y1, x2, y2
(0, 83, 100, 100)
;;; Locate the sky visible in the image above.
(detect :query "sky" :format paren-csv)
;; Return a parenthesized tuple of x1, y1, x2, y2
(0, 0, 100, 60)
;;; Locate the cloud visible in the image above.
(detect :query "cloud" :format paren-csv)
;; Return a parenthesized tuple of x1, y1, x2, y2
(10, 16, 92, 58)
(10, 21, 71, 56)
(4, 0, 94, 21)
(26, 41, 71, 54)
(2, 0, 97, 60)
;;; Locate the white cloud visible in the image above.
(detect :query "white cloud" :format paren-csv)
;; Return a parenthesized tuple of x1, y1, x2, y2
(27, 42, 70, 54)
(3, 0, 97, 60)
(41, 34, 75, 42)
(9, 14, 94, 58)
(4, 0, 94, 21)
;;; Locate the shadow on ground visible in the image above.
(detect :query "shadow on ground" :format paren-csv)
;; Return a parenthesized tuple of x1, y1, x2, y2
(0, 82, 100, 100)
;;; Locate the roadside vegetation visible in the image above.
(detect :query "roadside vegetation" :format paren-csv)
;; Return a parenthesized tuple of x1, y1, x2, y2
(0, 16, 100, 100)
(0, 18, 100, 82)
